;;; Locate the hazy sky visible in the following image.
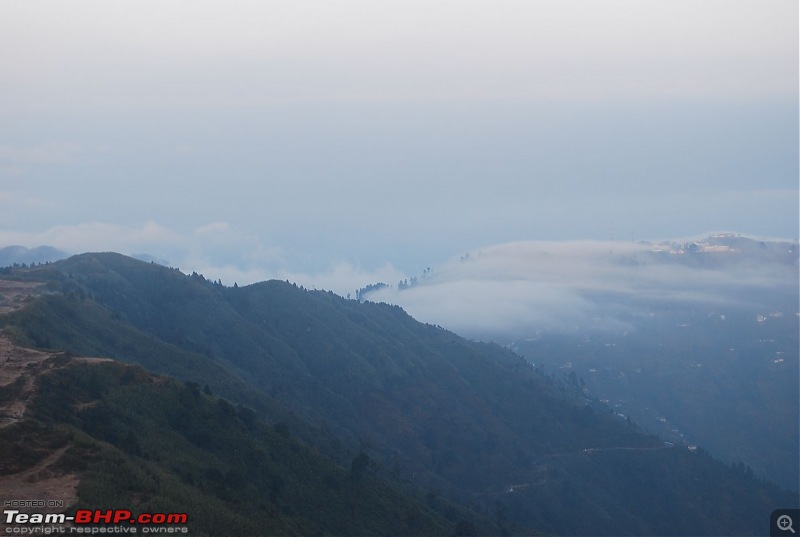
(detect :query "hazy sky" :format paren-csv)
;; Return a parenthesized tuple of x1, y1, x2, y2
(1, 1, 797, 291)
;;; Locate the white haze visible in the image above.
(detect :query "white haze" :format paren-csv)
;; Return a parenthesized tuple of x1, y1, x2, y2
(2, 220, 796, 341)
(362, 239, 799, 340)
(0, 1, 797, 275)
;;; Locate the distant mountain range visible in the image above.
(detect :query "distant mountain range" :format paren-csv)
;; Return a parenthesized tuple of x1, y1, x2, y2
(0, 245, 170, 268)
(0, 245, 69, 266)
(0, 251, 796, 536)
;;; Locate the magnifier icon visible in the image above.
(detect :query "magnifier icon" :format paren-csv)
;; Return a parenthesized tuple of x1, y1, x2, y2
(778, 515, 796, 534)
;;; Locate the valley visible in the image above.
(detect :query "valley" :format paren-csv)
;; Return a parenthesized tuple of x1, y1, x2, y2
(0, 252, 796, 535)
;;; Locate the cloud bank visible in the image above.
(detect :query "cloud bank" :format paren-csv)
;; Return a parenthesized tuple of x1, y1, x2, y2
(1, 222, 796, 342)
(0, 220, 405, 297)
(362, 238, 799, 340)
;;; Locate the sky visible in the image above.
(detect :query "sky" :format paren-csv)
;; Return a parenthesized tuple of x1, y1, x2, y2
(0, 1, 797, 296)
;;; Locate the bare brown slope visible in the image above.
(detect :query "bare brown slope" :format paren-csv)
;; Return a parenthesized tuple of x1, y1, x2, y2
(0, 336, 80, 529)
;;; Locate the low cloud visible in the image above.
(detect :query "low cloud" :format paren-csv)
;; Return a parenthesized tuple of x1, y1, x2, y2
(369, 278, 604, 335)
(0, 220, 406, 297)
(192, 262, 406, 297)
(1, 223, 796, 341)
(362, 238, 799, 340)
(0, 221, 179, 255)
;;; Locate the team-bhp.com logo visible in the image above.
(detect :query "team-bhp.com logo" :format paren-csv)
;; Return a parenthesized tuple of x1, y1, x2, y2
(4, 509, 188, 534)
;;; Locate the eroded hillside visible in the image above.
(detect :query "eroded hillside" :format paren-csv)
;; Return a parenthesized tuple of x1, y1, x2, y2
(0, 335, 81, 531)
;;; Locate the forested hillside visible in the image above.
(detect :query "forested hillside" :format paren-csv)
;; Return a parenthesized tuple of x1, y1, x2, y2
(0, 253, 796, 535)
(0, 351, 462, 535)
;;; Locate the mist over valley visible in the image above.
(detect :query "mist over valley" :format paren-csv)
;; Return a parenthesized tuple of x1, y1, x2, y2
(360, 234, 799, 491)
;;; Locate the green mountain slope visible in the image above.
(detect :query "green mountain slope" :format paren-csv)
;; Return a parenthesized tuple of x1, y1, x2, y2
(1, 353, 457, 536)
(1, 253, 796, 535)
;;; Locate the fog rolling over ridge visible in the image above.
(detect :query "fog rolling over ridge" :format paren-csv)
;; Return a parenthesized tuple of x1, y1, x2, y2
(363, 234, 800, 491)
(363, 234, 798, 339)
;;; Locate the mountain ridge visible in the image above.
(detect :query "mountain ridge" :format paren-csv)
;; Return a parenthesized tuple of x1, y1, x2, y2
(0, 251, 796, 535)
